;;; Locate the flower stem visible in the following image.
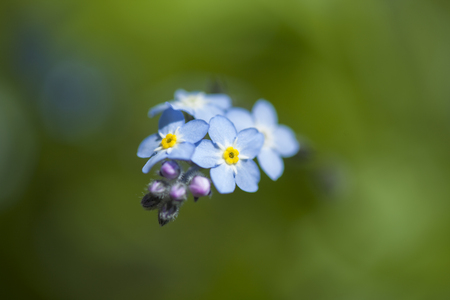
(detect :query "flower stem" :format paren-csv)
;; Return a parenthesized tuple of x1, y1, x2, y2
(180, 164, 200, 184)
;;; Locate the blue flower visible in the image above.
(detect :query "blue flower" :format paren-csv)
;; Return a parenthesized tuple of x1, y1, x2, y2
(137, 106, 209, 173)
(226, 99, 299, 181)
(148, 89, 231, 122)
(191, 115, 264, 194)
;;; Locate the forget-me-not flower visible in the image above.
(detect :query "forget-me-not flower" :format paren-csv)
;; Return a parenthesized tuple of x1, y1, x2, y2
(226, 99, 299, 181)
(148, 89, 232, 122)
(191, 115, 264, 194)
(138, 105, 209, 173)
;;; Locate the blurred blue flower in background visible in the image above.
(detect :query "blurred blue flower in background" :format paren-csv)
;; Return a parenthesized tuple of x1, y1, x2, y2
(226, 99, 299, 180)
(192, 115, 264, 193)
(148, 89, 231, 122)
(13, 26, 52, 89)
(40, 61, 113, 143)
(138, 106, 209, 173)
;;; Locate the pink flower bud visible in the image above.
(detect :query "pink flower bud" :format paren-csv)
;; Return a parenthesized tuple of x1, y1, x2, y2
(160, 160, 181, 179)
(189, 176, 211, 200)
(148, 180, 165, 195)
(169, 184, 187, 201)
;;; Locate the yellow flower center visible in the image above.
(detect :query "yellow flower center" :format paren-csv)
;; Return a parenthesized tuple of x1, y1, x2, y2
(161, 133, 177, 149)
(223, 147, 239, 165)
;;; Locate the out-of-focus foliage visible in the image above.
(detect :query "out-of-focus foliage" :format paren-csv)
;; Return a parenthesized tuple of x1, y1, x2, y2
(1, 0, 450, 299)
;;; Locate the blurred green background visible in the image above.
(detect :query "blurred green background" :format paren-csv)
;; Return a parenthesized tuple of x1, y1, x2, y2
(1, 0, 450, 299)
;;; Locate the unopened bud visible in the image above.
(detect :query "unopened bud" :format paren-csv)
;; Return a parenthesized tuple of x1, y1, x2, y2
(189, 176, 211, 201)
(158, 201, 179, 226)
(169, 183, 187, 201)
(160, 160, 180, 180)
(148, 180, 166, 195)
(141, 193, 162, 210)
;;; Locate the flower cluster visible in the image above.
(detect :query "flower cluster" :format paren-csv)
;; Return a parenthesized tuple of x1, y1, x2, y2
(138, 89, 300, 226)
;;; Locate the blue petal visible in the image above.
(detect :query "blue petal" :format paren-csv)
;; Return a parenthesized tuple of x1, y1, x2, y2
(168, 142, 195, 161)
(226, 108, 254, 132)
(252, 99, 278, 128)
(148, 103, 169, 118)
(170, 102, 195, 116)
(257, 147, 284, 181)
(158, 106, 185, 136)
(235, 159, 260, 193)
(274, 124, 299, 157)
(142, 151, 168, 174)
(210, 163, 236, 194)
(193, 105, 224, 123)
(191, 140, 222, 168)
(174, 89, 190, 99)
(235, 128, 264, 159)
(206, 94, 232, 110)
(137, 133, 161, 158)
(208, 115, 237, 147)
(177, 119, 209, 143)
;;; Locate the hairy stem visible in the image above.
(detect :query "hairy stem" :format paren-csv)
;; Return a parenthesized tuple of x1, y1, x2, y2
(180, 164, 201, 184)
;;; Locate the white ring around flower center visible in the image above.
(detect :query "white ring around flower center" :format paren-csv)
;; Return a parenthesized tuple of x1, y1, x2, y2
(154, 127, 184, 154)
(255, 124, 275, 148)
(179, 94, 208, 109)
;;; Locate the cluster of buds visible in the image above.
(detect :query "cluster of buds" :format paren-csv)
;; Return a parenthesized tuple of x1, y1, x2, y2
(141, 160, 211, 226)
